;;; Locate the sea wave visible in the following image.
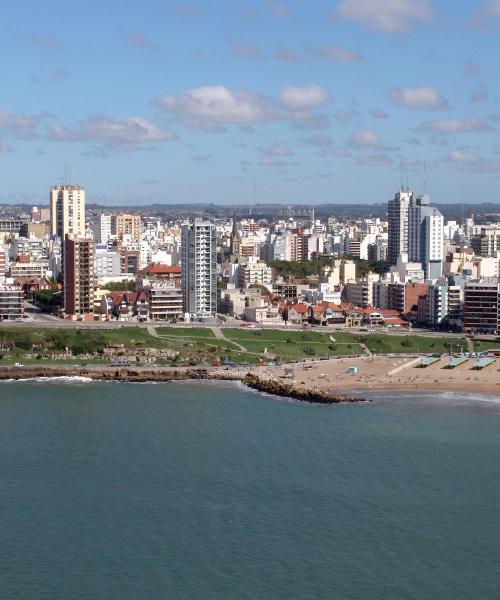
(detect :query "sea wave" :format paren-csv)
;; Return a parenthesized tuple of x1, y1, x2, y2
(0, 376, 94, 384)
(366, 389, 500, 406)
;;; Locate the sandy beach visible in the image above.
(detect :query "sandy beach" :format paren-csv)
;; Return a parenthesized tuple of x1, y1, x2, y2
(267, 355, 500, 396)
(0, 355, 499, 398)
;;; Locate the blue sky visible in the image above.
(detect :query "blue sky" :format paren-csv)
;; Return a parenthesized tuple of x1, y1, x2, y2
(1, 0, 500, 205)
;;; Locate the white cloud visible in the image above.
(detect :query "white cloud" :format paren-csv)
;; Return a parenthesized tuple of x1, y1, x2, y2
(470, 84, 489, 103)
(279, 85, 330, 111)
(259, 156, 295, 167)
(0, 110, 40, 139)
(318, 45, 363, 62)
(268, 0, 289, 18)
(438, 150, 500, 173)
(356, 154, 393, 166)
(260, 142, 294, 157)
(157, 84, 329, 130)
(274, 49, 301, 63)
(471, 1, 500, 29)
(440, 150, 479, 164)
(229, 40, 263, 59)
(124, 31, 159, 52)
(388, 86, 448, 110)
(302, 134, 334, 147)
(335, 0, 433, 33)
(417, 117, 491, 133)
(29, 33, 59, 48)
(48, 115, 176, 150)
(190, 153, 211, 162)
(369, 109, 388, 119)
(348, 129, 381, 148)
(157, 85, 276, 125)
(0, 139, 12, 153)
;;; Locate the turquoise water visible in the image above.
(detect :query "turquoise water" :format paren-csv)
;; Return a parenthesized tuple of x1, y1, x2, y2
(1, 381, 499, 599)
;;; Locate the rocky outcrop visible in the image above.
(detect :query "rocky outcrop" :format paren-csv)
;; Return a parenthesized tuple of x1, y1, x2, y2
(242, 374, 366, 404)
(0, 365, 365, 404)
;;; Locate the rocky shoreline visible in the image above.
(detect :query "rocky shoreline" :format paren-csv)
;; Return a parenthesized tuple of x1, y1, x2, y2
(0, 365, 365, 404)
(242, 374, 366, 404)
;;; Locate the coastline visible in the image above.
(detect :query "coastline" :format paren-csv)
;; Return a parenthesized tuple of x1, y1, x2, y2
(1, 353, 499, 398)
(0, 364, 364, 404)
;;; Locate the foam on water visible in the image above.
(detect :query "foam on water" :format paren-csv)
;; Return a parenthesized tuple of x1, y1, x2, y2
(0, 375, 94, 384)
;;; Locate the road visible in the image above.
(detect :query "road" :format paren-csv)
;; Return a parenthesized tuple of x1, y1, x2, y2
(2, 306, 497, 342)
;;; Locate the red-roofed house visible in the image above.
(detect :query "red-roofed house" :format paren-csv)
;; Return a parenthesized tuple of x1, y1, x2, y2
(309, 302, 345, 325)
(286, 303, 309, 324)
(140, 263, 182, 282)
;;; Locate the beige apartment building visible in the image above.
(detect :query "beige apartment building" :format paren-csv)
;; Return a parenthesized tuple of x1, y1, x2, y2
(50, 185, 86, 239)
(112, 214, 142, 241)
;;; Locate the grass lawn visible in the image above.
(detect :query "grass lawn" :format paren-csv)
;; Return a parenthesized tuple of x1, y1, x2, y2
(472, 339, 500, 353)
(363, 334, 467, 354)
(155, 327, 216, 339)
(224, 328, 335, 343)
(234, 339, 363, 359)
(0, 325, 474, 364)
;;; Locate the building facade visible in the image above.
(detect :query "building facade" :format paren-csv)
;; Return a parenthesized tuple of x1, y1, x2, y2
(408, 195, 444, 279)
(388, 189, 412, 266)
(0, 286, 24, 320)
(112, 214, 142, 242)
(463, 279, 500, 333)
(50, 185, 86, 239)
(64, 236, 95, 317)
(181, 219, 217, 318)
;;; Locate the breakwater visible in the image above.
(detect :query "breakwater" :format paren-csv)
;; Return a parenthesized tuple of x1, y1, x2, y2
(242, 374, 365, 404)
(0, 365, 365, 404)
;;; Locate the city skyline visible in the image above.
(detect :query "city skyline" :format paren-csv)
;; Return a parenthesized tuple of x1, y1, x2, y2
(1, 0, 500, 205)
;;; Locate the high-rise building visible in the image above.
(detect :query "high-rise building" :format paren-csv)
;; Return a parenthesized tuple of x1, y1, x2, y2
(0, 285, 24, 320)
(50, 185, 86, 239)
(181, 219, 217, 319)
(93, 214, 112, 244)
(463, 279, 500, 333)
(64, 235, 95, 317)
(408, 195, 444, 279)
(0, 250, 6, 277)
(388, 189, 412, 266)
(470, 227, 500, 258)
(111, 214, 142, 241)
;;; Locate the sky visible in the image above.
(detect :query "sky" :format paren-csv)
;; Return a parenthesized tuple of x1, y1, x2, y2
(1, 0, 500, 206)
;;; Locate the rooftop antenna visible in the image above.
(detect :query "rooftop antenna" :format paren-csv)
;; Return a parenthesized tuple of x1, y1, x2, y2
(400, 158, 404, 190)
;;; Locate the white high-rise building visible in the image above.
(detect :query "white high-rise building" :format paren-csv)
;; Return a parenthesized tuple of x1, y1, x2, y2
(388, 189, 413, 266)
(92, 214, 112, 244)
(181, 219, 217, 318)
(50, 185, 86, 239)
(408, 195, 444, 279)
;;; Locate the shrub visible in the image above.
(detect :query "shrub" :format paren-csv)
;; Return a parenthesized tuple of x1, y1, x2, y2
(303, 346, 316, 355)
(328, 344, 337, 351)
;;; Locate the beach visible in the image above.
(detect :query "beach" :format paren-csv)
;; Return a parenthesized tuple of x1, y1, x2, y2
(1, 354, 499, 397)
(268, 355, 500, 396)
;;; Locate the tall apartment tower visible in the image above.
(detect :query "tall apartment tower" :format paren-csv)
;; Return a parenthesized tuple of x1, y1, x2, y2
(181, 219, 217, 319)
(50, 185, 86, 239)
(93, 214, 112, 244)
(408, 194, 444, 279)
(111, 214, 142, 241)
(64, 235, 95, 317)
(388, 189, 413, 266)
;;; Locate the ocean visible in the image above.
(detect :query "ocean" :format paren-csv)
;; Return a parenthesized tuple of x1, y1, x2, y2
(1, 380, 499, 599)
